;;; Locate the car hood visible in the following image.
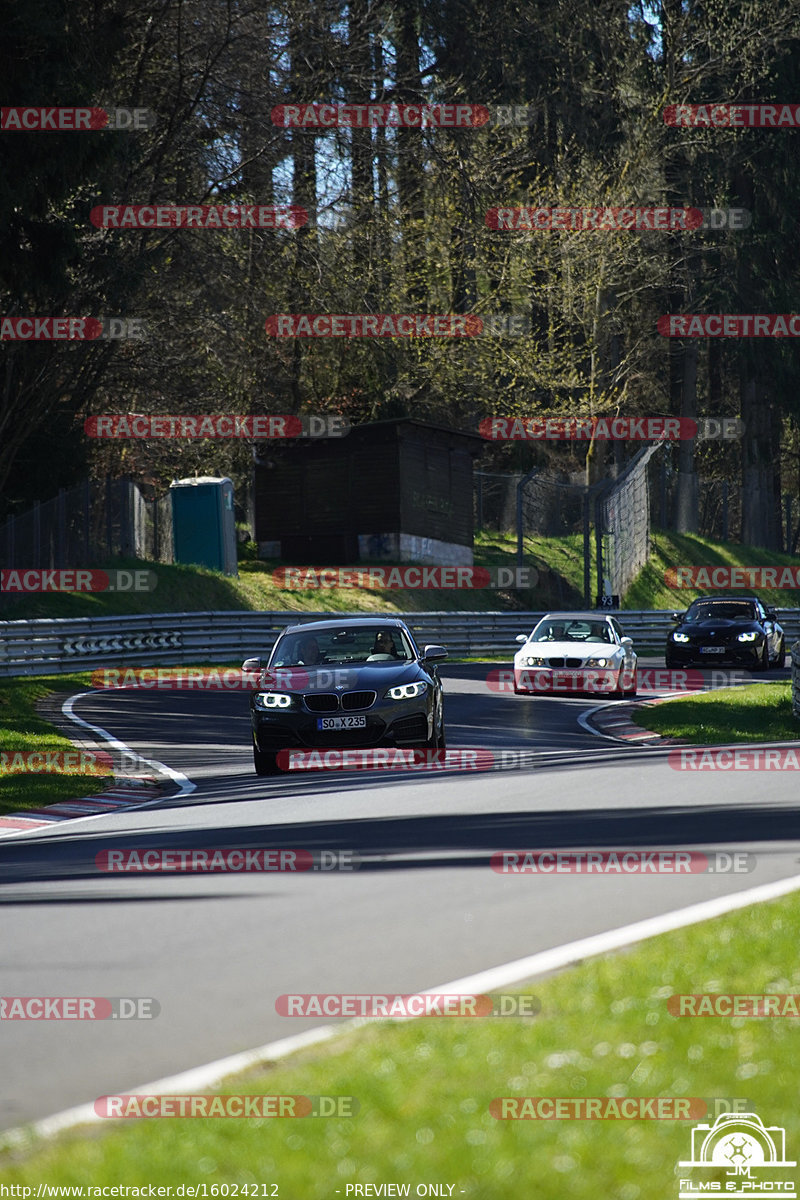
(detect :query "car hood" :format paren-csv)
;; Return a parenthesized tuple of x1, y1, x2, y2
(515, 640, 621, 659)
(262, 661, 428, 691)
(678, 618, 761, 635)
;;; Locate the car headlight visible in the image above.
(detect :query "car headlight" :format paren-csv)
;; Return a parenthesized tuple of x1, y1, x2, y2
(385, 681, 428, 700)
(584, 656, 611, 667)
(254, 692, 293, 709)
(737, 631, 758, 643)
(523, 656, 546, 667)
(671, 633, 690, 643)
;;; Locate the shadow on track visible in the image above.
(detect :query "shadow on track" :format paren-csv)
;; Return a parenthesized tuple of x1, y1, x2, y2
(2, 789, 799, 889)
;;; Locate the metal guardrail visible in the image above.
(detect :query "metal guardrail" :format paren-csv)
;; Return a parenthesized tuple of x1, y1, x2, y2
(2, 609, 800, 678)
(792, 641, 800, 720)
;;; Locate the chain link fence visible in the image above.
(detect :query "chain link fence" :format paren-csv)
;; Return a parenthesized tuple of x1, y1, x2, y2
(0, 478, 174, 570)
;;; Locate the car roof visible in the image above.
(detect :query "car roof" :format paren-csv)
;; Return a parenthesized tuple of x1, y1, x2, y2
(686, 596, 758, 603)
(536, 611, 617, 621)
(278, 616, 411, 636)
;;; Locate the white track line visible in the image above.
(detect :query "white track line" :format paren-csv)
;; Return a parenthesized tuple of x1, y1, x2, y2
(0, 692, 195, 842)
(5, 869, 800, 1148)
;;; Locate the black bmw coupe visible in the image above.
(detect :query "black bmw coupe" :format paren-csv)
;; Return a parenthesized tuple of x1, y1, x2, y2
(242, 617, 447, 775)
(665, 596, 785, 670)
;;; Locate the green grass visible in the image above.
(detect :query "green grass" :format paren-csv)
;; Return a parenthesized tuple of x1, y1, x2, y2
(2, 890, 800, 1197)
(4, 530, 800, 622)
(0, 675, 107, 812)
(627, 531, 800, 610)
(0, 534, 588, 620)
(631, 682, 799, 743)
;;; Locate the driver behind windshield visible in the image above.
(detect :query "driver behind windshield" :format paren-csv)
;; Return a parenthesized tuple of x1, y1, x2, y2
(295, 635, 322, 665)
(372, 630, 402, 658)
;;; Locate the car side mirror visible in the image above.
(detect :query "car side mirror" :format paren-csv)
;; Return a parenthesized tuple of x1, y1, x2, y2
(422, 644, 448, 662)
(515, 634, 528, 644)
(242, 657, 262, 672)
(621, 637, 633, 647)
(670, 612, 683, 623)
(766, 608, 777, 619)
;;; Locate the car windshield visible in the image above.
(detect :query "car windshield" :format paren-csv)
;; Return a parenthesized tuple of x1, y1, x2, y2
(684, 602, 756, 623)
(529, 619, 614, 643)
(270, 626, 414, 667)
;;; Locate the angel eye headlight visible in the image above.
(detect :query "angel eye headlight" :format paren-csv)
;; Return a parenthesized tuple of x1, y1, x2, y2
(672, 633, 690, 643)
(254, 692, 293, 709)
(386, 682, 428, 700)
(737, 631, 758, 642)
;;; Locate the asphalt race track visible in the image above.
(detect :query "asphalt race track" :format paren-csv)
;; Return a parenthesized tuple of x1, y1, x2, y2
(2, 661, 798, 1132)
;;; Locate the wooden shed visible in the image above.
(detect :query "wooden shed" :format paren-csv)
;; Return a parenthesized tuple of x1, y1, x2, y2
(254, 418, 485, 564)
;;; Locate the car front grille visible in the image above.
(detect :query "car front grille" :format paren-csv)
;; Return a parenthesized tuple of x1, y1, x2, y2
(342, 690, 376, 710)
(303, 694, 339, 713)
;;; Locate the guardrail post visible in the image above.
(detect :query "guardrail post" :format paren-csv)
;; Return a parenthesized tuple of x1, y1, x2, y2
(793, 640, 800, 720)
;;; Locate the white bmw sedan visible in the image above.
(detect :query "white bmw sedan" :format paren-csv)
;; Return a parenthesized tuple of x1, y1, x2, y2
(513, 611, 637, 698)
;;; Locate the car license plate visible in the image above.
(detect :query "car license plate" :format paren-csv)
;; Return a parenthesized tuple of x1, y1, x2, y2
(699, 646, 725, 654)
(317, 715, 367, 730)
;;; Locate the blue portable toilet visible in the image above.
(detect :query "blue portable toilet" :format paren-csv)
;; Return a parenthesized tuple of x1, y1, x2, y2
(170, 476, 238, 576)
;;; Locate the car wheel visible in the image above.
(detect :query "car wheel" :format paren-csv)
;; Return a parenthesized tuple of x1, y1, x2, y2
(664, 650, 679, 670)
(435, 698, 446, 749)
(624, 667, 638, 698)
(253, 745, 279, 776)
(756, 641, 770, 672)
(609, 668, 626, 699)
(773, 637, 786, 670)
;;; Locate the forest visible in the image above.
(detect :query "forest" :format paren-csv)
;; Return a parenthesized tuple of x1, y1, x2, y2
(2, 0, 800, 548)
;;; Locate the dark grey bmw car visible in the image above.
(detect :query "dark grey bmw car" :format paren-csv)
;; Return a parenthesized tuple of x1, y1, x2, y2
(665, 596, 785, 670)
(242, 617, 447, 775)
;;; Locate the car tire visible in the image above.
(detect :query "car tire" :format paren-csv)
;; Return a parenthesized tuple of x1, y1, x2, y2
(756, 641, 770, 672)
(253, 745, 279, 776)
(773, 637, 786, 670)
(609, 668, 626, 699)
(624, 667, 638, 698)
(664, 649, 679, 670)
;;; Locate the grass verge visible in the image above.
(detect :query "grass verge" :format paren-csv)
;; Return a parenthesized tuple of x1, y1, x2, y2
(631, 682, 798, 743)
(1, 890, 799, 1196)
(627, 531, 800, 611)
(3, 532, 800, 622)
(0, 675, 106, 813)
